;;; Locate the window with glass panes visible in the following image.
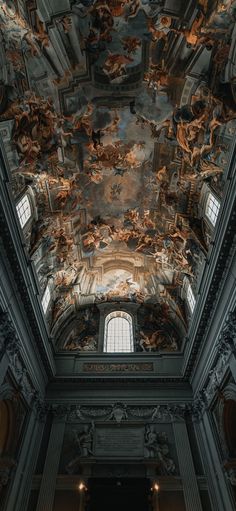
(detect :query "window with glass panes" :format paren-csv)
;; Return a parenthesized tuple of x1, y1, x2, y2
(104, 311, 134, 353)
(187, 284, 196, 313)
(42, 285, 51, 313)
(205, 193, 220, 226)
(16, 194, 31, 228)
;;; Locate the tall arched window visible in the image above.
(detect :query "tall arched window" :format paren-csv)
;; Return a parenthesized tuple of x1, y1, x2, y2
(104, 311, 134, 353)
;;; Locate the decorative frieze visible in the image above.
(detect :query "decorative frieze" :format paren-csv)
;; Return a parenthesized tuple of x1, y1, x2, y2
(67, 402, 187, 423)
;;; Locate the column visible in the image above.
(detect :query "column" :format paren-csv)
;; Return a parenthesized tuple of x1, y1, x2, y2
(194, 417, 221, 511)
(36, 409, 67, 511)
(173, 420, 203, 511)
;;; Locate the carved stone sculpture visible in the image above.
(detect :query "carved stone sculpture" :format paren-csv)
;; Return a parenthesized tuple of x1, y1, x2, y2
(66, 423, 94, 473)
(144, 425, 175, 475)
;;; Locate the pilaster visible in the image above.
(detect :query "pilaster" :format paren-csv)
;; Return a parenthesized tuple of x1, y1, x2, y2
(17, 405, 48, 511)
(36, 406, 67, 511)
(198, 410, 235, 511)
(3, 409, 37, 511)
(173, 419, 202, 511)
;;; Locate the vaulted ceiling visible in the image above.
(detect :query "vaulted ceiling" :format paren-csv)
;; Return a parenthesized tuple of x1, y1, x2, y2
(1, 0, 236, 352)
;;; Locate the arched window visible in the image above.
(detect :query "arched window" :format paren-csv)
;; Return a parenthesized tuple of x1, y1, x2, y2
(16, 194, 31, 228)
(104, 311, 134, 353)
(205, 192, 220, 227)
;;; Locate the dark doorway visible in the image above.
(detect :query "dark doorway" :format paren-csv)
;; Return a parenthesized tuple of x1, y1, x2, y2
(87, 477, 150, 511)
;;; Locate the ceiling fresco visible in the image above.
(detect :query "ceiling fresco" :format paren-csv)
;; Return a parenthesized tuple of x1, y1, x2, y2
(1, 0, 236, 350)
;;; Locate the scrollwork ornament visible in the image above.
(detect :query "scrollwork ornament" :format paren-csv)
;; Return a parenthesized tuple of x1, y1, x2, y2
(33, 397, 49, 421)
(169, 404, 187, 421)
(0, 457, 16, 491)
(6, 334, 21, 358)
(191, 397, 205, 421)
(225, 467, 236, 486)
(151, 405, 173, 421)
(219, 310, 236, 353)
(80, 407, 110, 418)
(0, 336, 5, 357)
(51, 404, 70, 420)
(18, 370, 36, 405)
(68, 405, 86, 422)
(0, 311, 21, 358)
(107, 403, 128, 423)
(129, 407, 155, 419)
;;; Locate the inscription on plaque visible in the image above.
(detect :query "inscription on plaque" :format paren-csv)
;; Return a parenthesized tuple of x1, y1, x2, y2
(95, 427, 143, 457)
(83, 363, 153, 373)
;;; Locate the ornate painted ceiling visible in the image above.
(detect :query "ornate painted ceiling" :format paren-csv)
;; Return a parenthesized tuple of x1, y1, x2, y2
(1, 0, 236, 352)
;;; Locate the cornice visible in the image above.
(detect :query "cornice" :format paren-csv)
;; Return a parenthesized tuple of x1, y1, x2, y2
(47, 376, 190, 387)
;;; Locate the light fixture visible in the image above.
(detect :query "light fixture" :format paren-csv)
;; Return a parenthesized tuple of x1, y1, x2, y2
(78, 482, 86, 491)
(153, 483, 159, 492)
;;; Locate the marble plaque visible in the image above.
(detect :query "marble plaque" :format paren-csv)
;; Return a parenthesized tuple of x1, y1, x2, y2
(95, 426, 144, 457)
(83, 363, 153, 373)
